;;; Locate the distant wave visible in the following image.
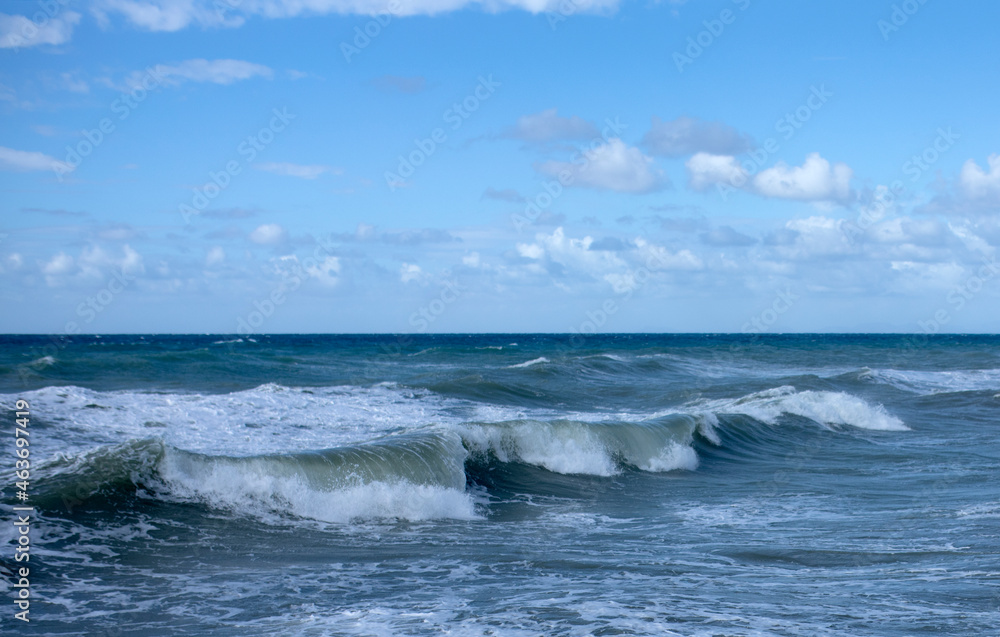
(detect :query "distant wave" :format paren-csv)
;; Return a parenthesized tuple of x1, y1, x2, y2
(28, 355, 56, 368)
(506, 357, 549, 369)
(694, 385, 908, 431)
(864, 368, 1000, 395)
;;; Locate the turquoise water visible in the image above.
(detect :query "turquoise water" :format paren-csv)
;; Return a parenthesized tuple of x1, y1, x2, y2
(1, 334, 998, 635)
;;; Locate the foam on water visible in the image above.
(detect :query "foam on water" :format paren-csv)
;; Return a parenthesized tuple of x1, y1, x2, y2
(2, 335, 995, 637)
(1, 383, 483, 456)
(506, 356, 549, 369)
(37, 432, 482, 524)
(460, 420, 619, 476)
(867, 368, 1000, 394)
(459, 417, 703, 476)
(29, 355, 57, 368)
(160, 454, 480, 523)
(639, 442, 700, 472)
(955, 502, 1000, 519)
(698, 386, 909, 431)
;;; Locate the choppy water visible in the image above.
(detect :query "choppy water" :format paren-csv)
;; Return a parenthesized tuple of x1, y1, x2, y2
(1, 334, 998, 635)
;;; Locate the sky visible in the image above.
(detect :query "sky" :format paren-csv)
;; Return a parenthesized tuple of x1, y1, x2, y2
(1, 0, 999, 334)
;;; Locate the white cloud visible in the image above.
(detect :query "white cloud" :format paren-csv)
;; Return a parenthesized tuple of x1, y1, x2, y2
(686, 152, 853, 203)
(504, 108, 599, 143)
(867, 218, 946, 247)
(400, 263, 425, 284)
(127, 58, 273, 88)
(249, 223, 286, 244)
(517, 242, 544, 259)
(538, 139, 666, 193)
(40, 244, 144, 286)
(255, 162, 342, 179)
(513, 228, 703, 294)
(95, 0, 622, 31)
(42, 252, 74, 276)
(686, 152, 746, 191)
(59, 72, 90, 93)
(94, 0, 240, 31)
(774, 216, 856, 259)
(518, 227, 625, 273)
(0, 11, 80, 48)
(700, 225, 756, 247)
(305, 256, 341, 287)
(754, 153, 853, 203)
(889, 260, 966, 292)
(0, 146, 71, 174)
(959, 154, 1000, 201)
(120, 245, 144, 273)
(206, 246, 225, 266)
(643, 116, 751, 157)
(273, 254, 340, 286)
(632, 237, 703, 270)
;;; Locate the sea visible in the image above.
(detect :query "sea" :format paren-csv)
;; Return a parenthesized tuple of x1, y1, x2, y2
(0, 333, 998, 636)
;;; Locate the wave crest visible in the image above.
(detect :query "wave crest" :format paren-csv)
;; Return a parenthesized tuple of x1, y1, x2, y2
(459, 416, 706, 476)
(702, 386, 908, 431)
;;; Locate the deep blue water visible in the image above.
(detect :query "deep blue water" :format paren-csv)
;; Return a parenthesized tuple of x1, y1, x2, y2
(1, 334, 998, 635)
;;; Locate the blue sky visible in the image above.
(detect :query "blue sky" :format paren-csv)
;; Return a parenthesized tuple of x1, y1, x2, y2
(1, 0, 999, 333)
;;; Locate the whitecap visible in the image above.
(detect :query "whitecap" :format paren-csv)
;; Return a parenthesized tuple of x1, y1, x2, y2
(506, 357, 549, 369)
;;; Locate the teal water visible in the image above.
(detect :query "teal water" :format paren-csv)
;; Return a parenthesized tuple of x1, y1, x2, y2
(1, 334, 998, 635)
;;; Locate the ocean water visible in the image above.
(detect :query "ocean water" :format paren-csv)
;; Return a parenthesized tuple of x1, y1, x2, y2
(1, 334, 998, 636)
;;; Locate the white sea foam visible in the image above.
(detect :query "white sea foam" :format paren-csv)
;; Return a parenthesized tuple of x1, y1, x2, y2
(638, 442, 699, 472)
(868, 368, 1000, 394)
(506, 357, 549, 369)
(461, 421, 618, 476)
(154, 443, 480, 523)
(699, 386, 908, 431)
(0, 384, 481, 457)
(164, 467, 479, 523)
(459, 418, 701, 476)
(956, 502, 1000, 519)
(28, 355, 56, 368)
